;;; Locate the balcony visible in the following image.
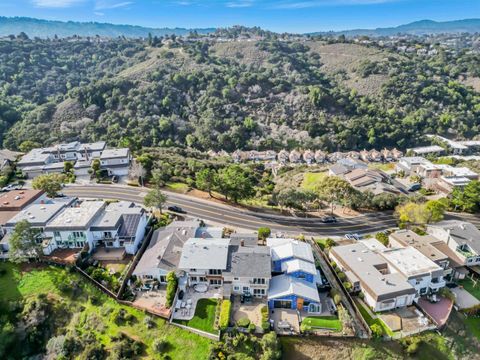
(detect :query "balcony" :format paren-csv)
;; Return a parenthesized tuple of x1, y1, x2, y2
(429, 279, 446, 289)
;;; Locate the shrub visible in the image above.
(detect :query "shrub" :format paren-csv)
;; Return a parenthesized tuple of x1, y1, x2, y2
(330, 261, 337, 269)
(143, 316, 155, 329)
(370, 323, 384, 338)
(153, 337, 169, 353)
(248, 322, 256, 333)
(337, 272, 346, 281)
(261, 321, 270, 332)
(343, 281, 352, 291)
(258, 227, 271, 241)
(236, 317, 250, 328)
(375, 232, 389, 246)
(330, 288, 342, 305)
(165, 271, 178, 308)
(218, 300, 231, 331)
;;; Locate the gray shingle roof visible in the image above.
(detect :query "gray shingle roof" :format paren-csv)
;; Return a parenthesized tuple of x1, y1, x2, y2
(224, 245, 271, 278)
(178, 238, 230, 270)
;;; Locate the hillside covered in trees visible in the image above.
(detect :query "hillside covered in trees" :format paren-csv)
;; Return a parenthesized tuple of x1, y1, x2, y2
(1, 30, 480, 153)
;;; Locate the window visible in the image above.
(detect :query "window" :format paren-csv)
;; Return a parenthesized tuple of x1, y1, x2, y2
(420, 287, 427, 295)
(234, 277, 239, 281)
(103, 231, 112, 238)
(143, 275, 153, 280)
(210, 279, 221, 285)
(199, 277, 206, 282)
(54, 231, 61, 238)
(234, 286, 239, 291)
(253, 289, 265, 295)
(209, 269, 222, 275)
(190, 276, 197, 282)
(253, 278, 265, 284)
(159, 276, 166, 283)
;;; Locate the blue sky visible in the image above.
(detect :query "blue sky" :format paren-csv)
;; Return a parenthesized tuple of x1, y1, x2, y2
(1, 0, 479, 33)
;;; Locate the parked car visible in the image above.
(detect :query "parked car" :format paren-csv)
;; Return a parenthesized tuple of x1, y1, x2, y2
(320, 216, 337, 223)
(408, 183, 421, 192)
(345, 233, 361, 241)
(167, 205, 187, 214)
(1, 183, 23, 192)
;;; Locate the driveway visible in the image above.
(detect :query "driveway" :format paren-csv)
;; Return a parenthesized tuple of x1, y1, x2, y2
(451, 287, 480, 309)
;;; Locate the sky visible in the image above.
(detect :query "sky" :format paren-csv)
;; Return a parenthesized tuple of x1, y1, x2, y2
(1, 0, 479, 33)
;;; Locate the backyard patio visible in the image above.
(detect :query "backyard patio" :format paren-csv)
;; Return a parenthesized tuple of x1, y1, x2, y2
(270, 308, 300, 334)
(133, 288, 171, 318)
(232, 297, 266, 332)
(171, 286, 223, 321)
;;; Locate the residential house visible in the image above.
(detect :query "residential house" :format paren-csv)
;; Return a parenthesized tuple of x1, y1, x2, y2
(303, 150, 315, 164)
(359, 150, 370, 162)
(369, 149, 382, 162)
(314, 150, 326, 164)
(89, 201, 148, 254)
(427, 221, 480, 268)
(396, 157, 431, 175)
(266, 238, 321, 313)
(346, 151, 360, 160)
(0, 149, 22, 170)
(391, 148, 403, 160)
(381, 247, 446, 299)
(408, 145, 444, 157)
(344, 169, 384, 188)
(330, 242, 417, 312)
(278, 150, 290, 164)
(416, 163, 443, 179)
(232, 150, 246, 163)
(389, 230, 466, 280)
(223, 243, 271, 298)
(337, 158, 368, 171)
(100, 148, 131, 176)
(0, 190, 46, 231)
(133, 220, 201, 285)
(178, 238, 231, 287)
(289, 150, 302, 163)
(328, 152, 346, 163)
(17, 149, 55, 178)
(328, 164, 349, 177)
(3, 200, 75, 255)
(437, 176, 472, 193)
(381, 149, 393, 162)
(426, 135, 468, 155)
(44, 200, 147, 256)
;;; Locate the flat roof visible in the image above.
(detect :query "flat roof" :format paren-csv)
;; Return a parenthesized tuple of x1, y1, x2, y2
(79, 141, 106, 152)
(389, 230, 448, 263)
(91, 201, 143, 230)
(100, 148, 130, 159)
(410, 145, 444, 154)
(399, 157, 431, 166)
(6, 202, 67, 227)
(46, 201, 105, 230)
(381, 247, 443, 278)
(0, 190, 44, 211)
(330, 243, 415, 300)
(17, 149, 51, 165)
(281, 258, 317, 276)
(178, 238, 231, 270)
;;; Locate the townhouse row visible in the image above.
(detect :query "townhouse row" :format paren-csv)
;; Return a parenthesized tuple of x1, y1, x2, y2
(16, 141, 131, 178)
(133, 220, 325, 314)
(0, 189, 148, 259)
(329, 220, 480, 312)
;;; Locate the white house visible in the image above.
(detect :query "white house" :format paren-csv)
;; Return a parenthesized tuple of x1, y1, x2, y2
(100, 148, 131, 176)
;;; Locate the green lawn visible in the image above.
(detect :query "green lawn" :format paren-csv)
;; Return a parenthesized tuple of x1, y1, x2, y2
(356, 299, 395, 337)
(0, 262, 211, 359)
(301, 172, 327, 191)
(166, 182, 190, 193)
(300, 316, 342, 332)
(458, 277, 480, 300)
(174, 298, 219, 334)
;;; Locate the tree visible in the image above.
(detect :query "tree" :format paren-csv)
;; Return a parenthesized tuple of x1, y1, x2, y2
(32, 173, 65, 198)
(19, 140, 41, 153)
(451, 180, 480, 213)
(315, 176, 357, 214)
(375, 232, 389, 246)
(370, 323, 384, 338)
(258, 227, 271, 241)
(8, 220, 41, 263)
(91, 159, 101, 179)
(216, 165, 255, 203)
(195, 168, 217, 197)
(63, 161, 74, 173)
(275, 188, 316, 212)
(143, 188, 168, 214)
(395, 200, 446, 228)
(128, 160, 146, 186)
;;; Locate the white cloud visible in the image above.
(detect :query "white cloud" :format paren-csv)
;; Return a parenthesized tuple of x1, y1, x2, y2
(273, 0, 400, 9)
(94, 11, 104, 15)
(226, 0, 254, 8)
(31, 0, 85, 8)
(95, 1, 133, 10)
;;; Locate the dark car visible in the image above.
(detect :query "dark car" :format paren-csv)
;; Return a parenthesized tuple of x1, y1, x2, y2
(167, 205, 187, 214)
(320, 216, 337, 223)
(111, 175, 119, 183)
(408, 183, 421, 192)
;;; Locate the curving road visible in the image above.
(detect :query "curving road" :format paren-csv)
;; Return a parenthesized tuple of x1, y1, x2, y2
(63, 184, 480, 236)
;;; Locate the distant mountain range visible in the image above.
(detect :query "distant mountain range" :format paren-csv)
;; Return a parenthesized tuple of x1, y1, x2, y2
(0, 17, 215, 38)
(312, 19, 480, 37)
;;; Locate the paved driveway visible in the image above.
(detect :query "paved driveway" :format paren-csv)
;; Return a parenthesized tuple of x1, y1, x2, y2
(451, 287, 480, 309)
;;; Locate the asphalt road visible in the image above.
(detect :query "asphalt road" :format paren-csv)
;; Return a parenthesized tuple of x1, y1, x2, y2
(63, 184, 480, 236)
